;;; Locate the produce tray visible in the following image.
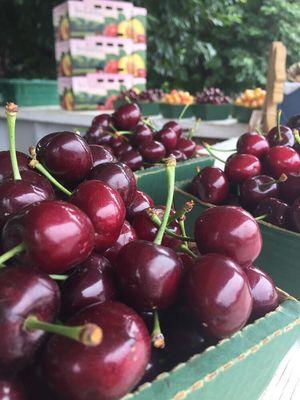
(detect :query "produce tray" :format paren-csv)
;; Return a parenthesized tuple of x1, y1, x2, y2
(159, 103, 194, 119)
(193, 103, 233, 120)
(113, 99, 161, 116)
(0, 79, 59, 107)
(127, 290, 300, 400)
(233, 105, 257, 123)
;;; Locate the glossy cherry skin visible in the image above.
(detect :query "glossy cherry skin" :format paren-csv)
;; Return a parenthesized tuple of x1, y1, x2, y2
(0, 151, 30, 183)
(176, 138, 196, 158)
(225, 153, 261, 184)
(113, 142, 133, 158)
(191, 166, 229, 204)
(255, 197, 289, 228)
(236, 132, 270, 159)
(71, 180, 125, 252)
(132, 207, 181, 250)
(131, 124, 153, 147)
(185, 253, 253, 338)
(43, 301, 150, 400)
(36, 131, 93, 183)
(155, 127, 177, 151)
(91, 113, 113, 131)
(85, 128, 112, 146)
(195, 206, 262, 267)
(244, 265, 279, 320)
(126, 190, 154, 221)
(168, 149, 187, 162)
(90, 144, 116, 168)
(0, 266, 60, 372)
(109, 135, 128, 154)
(104, 221, 137, 264)
(139, 140, 166, 163)
(163, 121, 182, 138)
(115, 240, 183, 311)
(88, 162, 136, 206)
(113, 103, 141, 131)
(289, 197, 300, 232)
(119, 149, 143, 171)
(279, 172, 300, 204)
(266, 125, 294, 147)
(0, 377, 26, 400)
(240, 175, 279, 211)
(263, 146, 300, 179)
(61, 253, 117, 318)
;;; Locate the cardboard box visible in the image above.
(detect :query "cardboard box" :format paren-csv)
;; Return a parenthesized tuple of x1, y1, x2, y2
(130, 6, 147, 44)
(132, 78, 146, 92)
(131, 43, 147, 78)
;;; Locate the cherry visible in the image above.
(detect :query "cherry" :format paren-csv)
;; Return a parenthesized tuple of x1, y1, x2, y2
(113, 142, 133, 158)
(236, 132, 270, 159)
(195, 206, 262, 267)
(43, 301, 150, 400)
(263, 146, 300, 179)
(131, 124, 153, 146)
(70, 180, 125, 252)
(185, 253, 253, 338)
(139, 140, 166, 163)
(36, 131, 93, 183)
(88, 162, 137, 206)
(119, 149, 143, 171)
(266, 125, 294, 147)
(224, 153, 261, 184)
(155, 127, 177, 151)
(168, 149, 187, 162)
(115, 240, 183, 311)
(91, 113, 113, 130)
(176, 137, 196, 158)
(0, 151, 30, 183)
(109, 134, 128, 153)
(223, 193, 241, 207)
(104, 220, 137, 264)
(279, 172, 300, 204)
(126, 190, 154, 221)
(138, 348, 167, 385)
(287, 114, 300, 130)
(1, 200, 95, 274)
(240, 175, 279, 211)
(0, 377, 26, 400)
(61, 253, 117, 318)
(89, 144, 116, 167)
(163, 121, 182, 138)
(244, 265, 279, 320)
(113, 103, 141, 131)
(284, 196, 300, 232)
(255, 197, 289, 228)
(191, 166, 229, 204)
(85, 129, 112, 146)
(0, 266, 60, 372)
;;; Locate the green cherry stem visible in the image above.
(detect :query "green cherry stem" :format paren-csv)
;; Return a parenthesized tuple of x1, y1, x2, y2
(255, 214, 267, 221)
(201, 142, 226, 164)
(168, 200, 194, 225)
(24, 315, 102, 347)
(179, 244, 197, 259)
(188, 118, 201, 139)
(49, 274, 68, 281)
(209, 147, 237, 153)
(151, 311, 165, 349)
(142, 117, 157, 131)
(294, 129, 300, 145)
(258, 173, 287, 190)
(179, 219, 189, 248)
(5, 103, 21, 181)
(277, 109, 282, 141)
(0, 242, 26, 265)
(178, 103, 190, 120)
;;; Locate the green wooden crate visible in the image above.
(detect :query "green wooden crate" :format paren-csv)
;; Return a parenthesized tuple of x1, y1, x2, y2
(193, 103, 233, 120)
(113, 99, 161, 116)
(0, 79, 59, 107)
(159, 103, 195, 119)
(233, 105, 257, 123)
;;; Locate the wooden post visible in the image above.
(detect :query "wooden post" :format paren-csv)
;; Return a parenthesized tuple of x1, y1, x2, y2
(263, 42, 286, 131)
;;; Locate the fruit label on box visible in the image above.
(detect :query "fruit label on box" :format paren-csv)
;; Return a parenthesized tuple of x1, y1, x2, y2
(130, 7, 147, 44)
(132, 78, 146, 92)
(131, 43, 147, 78)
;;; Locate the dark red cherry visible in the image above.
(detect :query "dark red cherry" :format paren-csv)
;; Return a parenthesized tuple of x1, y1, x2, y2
(195, 206, 262, 267)
(185, 253, 252, 338)
(132, 207, 181, 250)
(0, 151, 30, 183)
(139, 140, 166, 163)
(115, 240, 183, 311)
(176, 137, 196, 158)
(91, 113, 113, 130)
(266, 125, 294, 147)
(61, 253, 117, 318)
(155, 127, 177, 151)
(88, 162, 136, 206)
(119, 149, 143, 171)
(287, 114, 300, 130)
(90, 144, 116, 167)
(279, 172, 300, 204)
(0, 377, 26, 400)
(223, 193, 241, 207)
(240, 175, 279, 211)
(84, 126, 108, 145)
(255, 197, 289, 228)
(168, 149, 187, 162)
(244, 265, 279, 320)
(163, 121, 182, 138)
(0, 266, 59, 372)
(191, 166, 229, 204)
(43, 301, 150, 400)
(126, 190, 154, 221)
(71, 180, 125, 252)
(131, 124, 153, 146)
(109, 134, 127, 153)
(263, 146, 300, 179)
(104, 221, 137, 264)
(113, 103, 141, 131)
(113, 142, 133, 158)
(289, 197, 300, 232)
(225, 153, 261, 184)
(36, 131, 93, 183)
(236, 132, 270, 159)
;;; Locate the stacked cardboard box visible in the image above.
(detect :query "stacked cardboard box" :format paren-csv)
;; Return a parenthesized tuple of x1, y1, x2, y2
(53, 0, 147, 110)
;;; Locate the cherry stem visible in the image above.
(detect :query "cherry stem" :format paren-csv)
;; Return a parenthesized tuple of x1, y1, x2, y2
(151, 311, 165, 349)
(208, 147, 236, 153)
(49, 274, 68, 281)
(256, 127, 264, 136)
(29, 159, 72, 197)
(142, 117, 157, 131)
(188, 118, 201, 139)
(5, 103, 21, 181)
(179, 244, 198, 259)
(258, 173, 287, 190)
(255, 214, 267, 221)
(294, 129, 300, 145)
(109, 124, 132, 136)
(168, 200, 194, 224)
(201, 142, 226, 164)
(24, 315, 102, 347)
(277, 109, 282, 141)
(154, 157, 177, 246)
(178, 103, 190, 120)
(0, 242, 26, 265)
(179, 219, 189, 248)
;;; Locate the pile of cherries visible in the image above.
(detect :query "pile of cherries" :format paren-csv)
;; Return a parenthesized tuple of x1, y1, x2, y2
(196, 87, 231, 105)
(84, 102, 198, 171)
(117, 88, 165, 103)
(191, 113, 300, 232)
(0, 103, 279, 400)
